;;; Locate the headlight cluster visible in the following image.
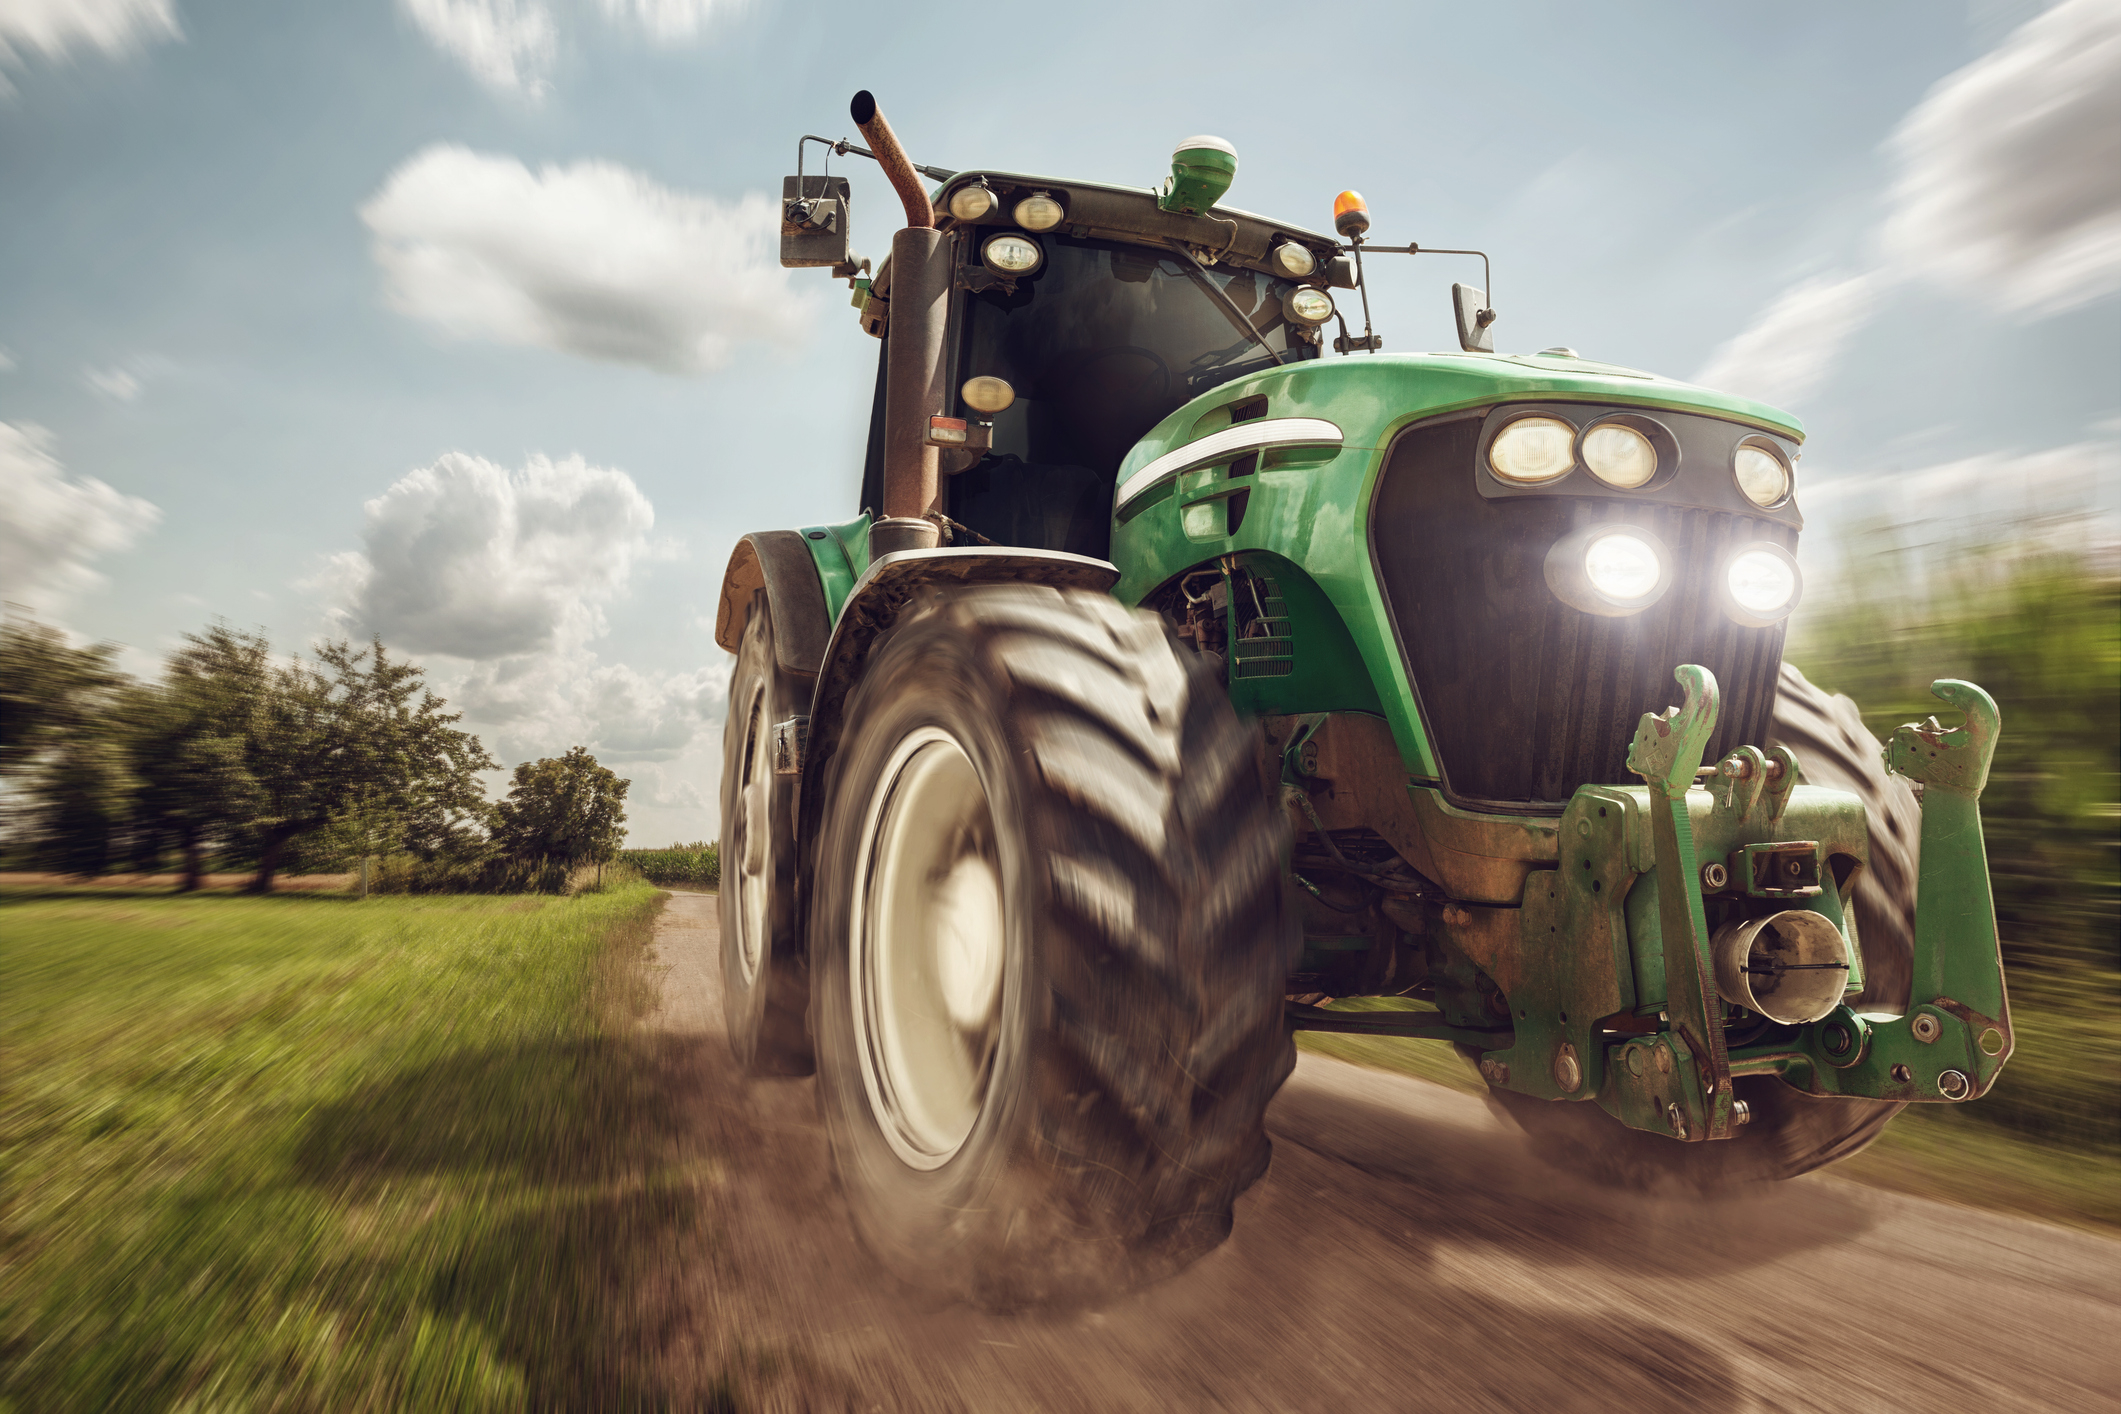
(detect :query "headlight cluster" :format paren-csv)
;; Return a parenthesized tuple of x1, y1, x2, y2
(1546, 526, 1801, 623)
(948, 183, 1067, 231)
(1490, 413, 1676, 491)
(1490, 412, 1799, 508)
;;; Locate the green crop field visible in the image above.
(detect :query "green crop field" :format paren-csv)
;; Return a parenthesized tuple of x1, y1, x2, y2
(617, 844, 719, 890)
(0, 883, 688, 1413)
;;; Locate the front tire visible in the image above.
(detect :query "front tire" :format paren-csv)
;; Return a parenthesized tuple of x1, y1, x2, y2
(718, 591, 813, 1076)
(1491, 662, 1917, 1188)
(809, 586, 1293, 1307)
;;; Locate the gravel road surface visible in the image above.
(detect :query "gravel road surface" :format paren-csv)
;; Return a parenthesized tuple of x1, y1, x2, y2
(643, 891, 2121, 1413)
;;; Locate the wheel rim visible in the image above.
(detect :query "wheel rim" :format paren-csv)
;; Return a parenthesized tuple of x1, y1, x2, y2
(851, 727, 1006, 1171)
(732, 685, 771, 987)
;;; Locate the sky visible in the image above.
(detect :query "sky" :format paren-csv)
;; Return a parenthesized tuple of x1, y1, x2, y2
(2, 0, 2116, 847)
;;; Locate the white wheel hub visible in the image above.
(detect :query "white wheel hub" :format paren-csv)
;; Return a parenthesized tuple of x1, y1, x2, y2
(852, 727, 1006, 1170)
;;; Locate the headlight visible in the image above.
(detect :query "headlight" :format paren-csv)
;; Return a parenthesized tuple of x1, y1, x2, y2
(1013, 192, 1064, 231)
(1273, 242, 1317, 277)
(1584, 533, 1664, 601)
(947, 184, 996, 221)
(961, 375, 1015, 413)
(1580, 422, 1658, 489)
(1283, 287, 1335, 325)
(1488, 416, 1576, 484)
(981, 232, 1042, 274)
(1721, 542, 1802, 625)
(1734, 440, 1793, 507)
(1544, 523, 1673, 616)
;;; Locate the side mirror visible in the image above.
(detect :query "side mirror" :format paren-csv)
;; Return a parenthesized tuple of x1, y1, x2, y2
(1453, 282, 1495, 353)
(781, 174, 852, 269)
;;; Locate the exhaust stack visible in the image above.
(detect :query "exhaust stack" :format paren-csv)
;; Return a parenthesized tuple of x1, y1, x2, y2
(853, 90, 947, 555)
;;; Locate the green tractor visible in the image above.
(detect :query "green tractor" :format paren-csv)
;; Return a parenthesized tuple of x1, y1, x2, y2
(714, 92, 2012, 1304)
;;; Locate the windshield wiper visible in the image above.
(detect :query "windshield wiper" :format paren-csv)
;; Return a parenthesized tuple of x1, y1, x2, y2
(1167, 244, 1284, 368)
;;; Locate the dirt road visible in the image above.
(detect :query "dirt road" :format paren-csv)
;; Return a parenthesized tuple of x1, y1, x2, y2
(642, 891, 2121, 1412)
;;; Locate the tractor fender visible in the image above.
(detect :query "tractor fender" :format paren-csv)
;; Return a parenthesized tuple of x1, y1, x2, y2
(715, 531, 832, 679)
(797, 545, 1120, 865)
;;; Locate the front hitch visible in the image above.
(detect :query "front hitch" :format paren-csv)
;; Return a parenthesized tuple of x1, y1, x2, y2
(1584, 671, 2010, 1137)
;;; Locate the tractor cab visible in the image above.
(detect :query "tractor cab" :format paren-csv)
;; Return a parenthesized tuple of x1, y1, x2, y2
(838, 170, 1345, 559)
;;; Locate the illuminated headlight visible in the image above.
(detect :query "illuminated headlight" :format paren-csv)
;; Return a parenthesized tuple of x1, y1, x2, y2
(982, 232, 1043, 274)
(1721, 542, 1802, 626)
(961, 375, 1015, 413)
(1283, 287, 1335, 325)
(1734, 440, 1793, 507)
(1544, 523, 1673, 616)
(1488, 415, 1576, 484)
(1013, 192, 1065, 231)
(1273, 242, 1317, 277)
(1580, 422, 1659, 489)
(947, 184, 997, 221)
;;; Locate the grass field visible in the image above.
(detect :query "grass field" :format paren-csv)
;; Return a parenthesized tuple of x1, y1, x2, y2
(1298, 991, 2121, 1233)
(0, 884, 682, 1413)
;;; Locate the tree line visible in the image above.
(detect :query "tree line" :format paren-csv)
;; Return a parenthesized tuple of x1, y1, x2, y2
(0, 618, 630, 891)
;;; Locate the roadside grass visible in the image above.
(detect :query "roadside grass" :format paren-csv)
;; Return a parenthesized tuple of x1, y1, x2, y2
(0, 883, 684, 1413)
(1298, 990, 2121, 1234)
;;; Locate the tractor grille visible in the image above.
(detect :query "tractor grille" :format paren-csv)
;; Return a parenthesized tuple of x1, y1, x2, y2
(1369, 415, 1793, 809)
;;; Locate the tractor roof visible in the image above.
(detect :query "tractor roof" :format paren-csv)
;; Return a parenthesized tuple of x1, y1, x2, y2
(879, 169, 1338, 287)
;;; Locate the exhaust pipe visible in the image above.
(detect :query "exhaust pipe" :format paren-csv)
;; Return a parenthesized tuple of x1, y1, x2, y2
(852, 90, 947, 554)
(1710, 910, 1853, 1026)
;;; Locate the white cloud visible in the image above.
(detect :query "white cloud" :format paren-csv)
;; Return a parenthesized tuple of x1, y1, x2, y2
(400, 0, 554, 98)
(455, 651, 728, 764)
(83, 365, 140, 401)
(0, 0, 179, 78)
(330, 449, 655, 659)
(1691, 272, 1876, 410)
(1882, 0, 2121, 317)
(0, 347, 15, 372)
(324, 447, 726, 780)
(596, 0, 738, 43)
(361, 144, 811, 375)
(0, 420, 159, 612)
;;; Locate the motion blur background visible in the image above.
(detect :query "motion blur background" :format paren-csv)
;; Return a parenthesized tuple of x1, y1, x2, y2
(2, 5, 2115, 1404)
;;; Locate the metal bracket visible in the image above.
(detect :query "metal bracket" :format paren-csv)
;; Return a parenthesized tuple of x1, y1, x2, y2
(1730, 840, 1823, 899)
(770, 716, 808, 777)
(1625, 664, 1735, 1141)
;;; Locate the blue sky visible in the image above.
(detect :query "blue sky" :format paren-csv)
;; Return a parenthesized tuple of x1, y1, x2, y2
(3, 0, 2116, 845)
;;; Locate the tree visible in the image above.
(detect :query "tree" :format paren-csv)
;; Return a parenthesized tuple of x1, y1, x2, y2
(491, 748, 629, 865)
(2, 617, 134, 875)
(127, 627, 269, 890)
(237, 637, 496, 891)
(0, 616, 124, 779)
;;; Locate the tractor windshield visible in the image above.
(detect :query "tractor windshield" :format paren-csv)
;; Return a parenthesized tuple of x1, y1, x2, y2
(945, 234, 1316, 559)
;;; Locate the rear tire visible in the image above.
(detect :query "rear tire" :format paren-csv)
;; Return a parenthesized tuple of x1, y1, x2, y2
(1491, 662, 1915, 1188)
(809, 585, 1293, 1307)
(718, 591, 814, 1076)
